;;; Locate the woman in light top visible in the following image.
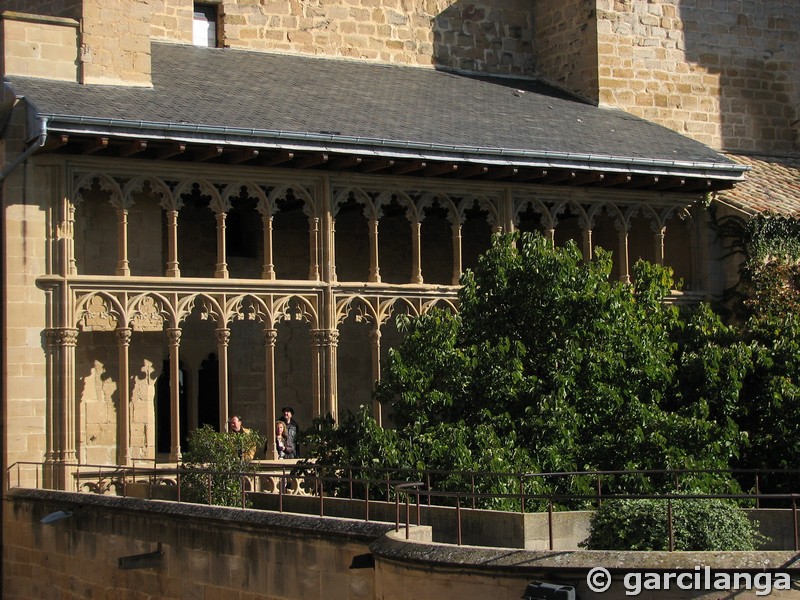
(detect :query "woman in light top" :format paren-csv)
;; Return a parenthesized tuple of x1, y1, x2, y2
(275, 420, 291, 459)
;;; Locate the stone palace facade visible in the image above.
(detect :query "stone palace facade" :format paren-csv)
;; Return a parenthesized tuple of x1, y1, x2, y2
(1, 0, 797, 487)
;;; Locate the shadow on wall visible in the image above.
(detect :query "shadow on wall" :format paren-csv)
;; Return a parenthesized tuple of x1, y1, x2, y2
(431, 0, 535, 77)
(680, 1, 800, 154)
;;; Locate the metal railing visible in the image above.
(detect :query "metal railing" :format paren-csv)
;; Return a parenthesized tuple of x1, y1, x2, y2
(7, 462, 800, 551)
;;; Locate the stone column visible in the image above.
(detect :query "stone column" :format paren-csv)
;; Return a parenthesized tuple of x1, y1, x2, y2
(264, 328, 278, 459)
(165, 209, 180, 277)
(655, 228, 666, 266)
(116, 327, 132, 465)
(308, 215, 321, 281)
(216, 328, 231, 430)
(583, 228, 593, 261)
(47, 328, 79, 489)
(368, 218, 381, 283)
(262, 214, 276, 280)
(325, 329, 340, 421)
(619, 230, 631, 284)
(166, 328, 182, 461)
(66, 202, 78, 276)
(310, 329, 325, 418)
(215, 212, 229, 278)
(451, 222, 462, 285)
(546, 227, 556, 247)
(411, 220, 423, 284)
(369, 328, 382, 426)
(116, 208, 130, 276)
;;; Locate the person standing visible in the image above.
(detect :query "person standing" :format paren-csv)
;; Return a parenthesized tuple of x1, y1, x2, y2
(228, 415, 256, 461)
(279, 407, 299, 458)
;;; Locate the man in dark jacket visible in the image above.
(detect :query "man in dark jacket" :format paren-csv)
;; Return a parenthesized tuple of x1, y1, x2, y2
(279, 406, 300, 458)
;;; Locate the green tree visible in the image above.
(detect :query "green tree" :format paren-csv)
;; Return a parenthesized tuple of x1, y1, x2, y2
(306, 232, 744, 503)
(180, 425, 265, 507)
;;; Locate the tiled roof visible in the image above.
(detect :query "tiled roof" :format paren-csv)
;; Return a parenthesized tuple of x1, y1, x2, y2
(5, 42, 744, 180)
(718, 154, 800, 216)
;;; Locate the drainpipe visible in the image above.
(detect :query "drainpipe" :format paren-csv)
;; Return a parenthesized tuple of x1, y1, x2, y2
(0, 114, 48, 183)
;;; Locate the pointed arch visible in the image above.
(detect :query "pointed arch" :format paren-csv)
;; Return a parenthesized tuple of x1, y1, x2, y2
(73, 172, 124, 208)
(128, 292, 175, 331)
(74, 291, 124, 331)
(272, 295, 319, 328)
(123, 175, 175, 211)
(176, 293, 225, 326)
(332, 187, 376, 220)
(225, 293, 271, 326)
(173, 178, 226, 213)
(375, 190, 419, 223)
(335, 295, 379, 327)
(418, 192, 459, 225)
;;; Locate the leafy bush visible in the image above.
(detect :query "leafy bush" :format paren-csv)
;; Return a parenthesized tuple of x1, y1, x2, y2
(581, 496, 765, 551)
(180, 425, 264, 507)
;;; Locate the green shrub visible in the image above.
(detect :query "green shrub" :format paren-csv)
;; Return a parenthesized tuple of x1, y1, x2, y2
(179, 425, 264, 507)
(581, 496, 765, 551)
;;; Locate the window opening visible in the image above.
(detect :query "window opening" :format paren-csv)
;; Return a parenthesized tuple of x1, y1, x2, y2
(193, 4, 218, 47)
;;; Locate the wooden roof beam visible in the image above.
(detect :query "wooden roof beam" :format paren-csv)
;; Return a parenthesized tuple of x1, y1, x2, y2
(157, 142, 186, 160)
(626, 175, 659, 189)
(194, 145, 224, 162)
(597, 174, 632, 187)
(82, 137, 109, 154)
(44, 133, 69, 151)
(568, 171, 604, 185)
(484, 166, 518, 180)
(653, 177, 686, 191)
(682, 179, 713, 192)
(454, 164, 489, 179)
(295, 152, 329, 169)
(328, 156, 362, 170)
(422, 163, 458, 177)
(262, 150, 294, 166)
(392, 161, 426, 175)
(541, 170, 576, 184)
(361, 159, 395, 173)
(119, 140, 147, 157)
(512, 168, 547, 182)
(228, 149, 259, 164)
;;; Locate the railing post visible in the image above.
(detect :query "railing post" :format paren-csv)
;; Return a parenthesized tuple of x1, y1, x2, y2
(471, 474, 476, 509)
(793, 495, 798, 551)
(755, 473, 760, 509)
(596, 475, 602, 508)
(519, 474, 525, 513)
(427, 472, 431, 506)
(395, 488, 400, 532)
(456, 495, 462, 546)
(349, 467, 353, 499)
(207, 472, 212, 505)
(405, 493, 411, 539)
(365, 482, 370, 521)
(318, 476, 324, 517)
(668, 498, 674, 552)
(416, 489, 421, 525)
(548, 498, 554, 551)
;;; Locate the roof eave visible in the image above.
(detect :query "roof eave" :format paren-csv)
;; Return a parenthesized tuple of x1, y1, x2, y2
(42, 114, 748, 183)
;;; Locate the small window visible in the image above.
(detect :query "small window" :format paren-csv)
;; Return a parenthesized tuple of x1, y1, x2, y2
(193, 4, 218, 47)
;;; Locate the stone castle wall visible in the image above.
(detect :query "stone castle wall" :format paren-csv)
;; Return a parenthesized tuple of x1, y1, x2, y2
(593, 0, 799, 154)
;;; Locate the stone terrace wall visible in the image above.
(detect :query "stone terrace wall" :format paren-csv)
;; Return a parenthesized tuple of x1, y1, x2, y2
(595, 0, 799, 154)
(4, 488, 394, 600)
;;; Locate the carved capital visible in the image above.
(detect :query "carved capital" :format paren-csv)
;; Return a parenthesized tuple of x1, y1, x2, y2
(166, 328, 182, 347)
(216, 328, 231, 347)
(264, 328, 278, 346)
(45, 328, 79, 347)
(116, 327, 132, 347)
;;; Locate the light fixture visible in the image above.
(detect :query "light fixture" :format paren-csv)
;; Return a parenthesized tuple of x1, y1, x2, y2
(40, 510, 73, 524)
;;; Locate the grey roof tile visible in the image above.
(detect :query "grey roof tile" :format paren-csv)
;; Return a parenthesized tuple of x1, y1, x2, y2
(6, 42, 742, 176)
